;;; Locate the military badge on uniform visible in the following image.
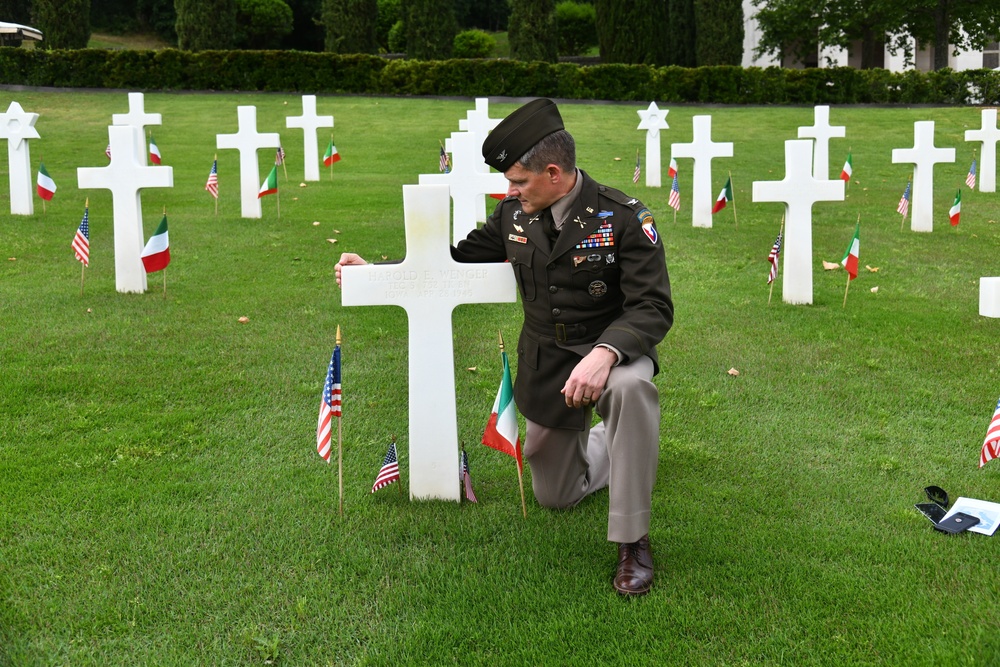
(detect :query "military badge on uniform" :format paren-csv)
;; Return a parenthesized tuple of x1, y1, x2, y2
(509, 234, 528, 244)
(575, 220, 614, 250)
(588, 280, 608, 297)
(573, 255, 587, 266)
(637, 208, 658, 244)
(596, 211, 614, 219)
(513, 224, 524, 232)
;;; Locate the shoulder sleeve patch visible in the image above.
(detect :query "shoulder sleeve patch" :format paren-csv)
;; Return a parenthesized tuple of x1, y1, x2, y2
(636, 207, 659, 244)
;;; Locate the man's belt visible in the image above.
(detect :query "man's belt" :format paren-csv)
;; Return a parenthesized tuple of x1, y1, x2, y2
(524, 321, 591, 344)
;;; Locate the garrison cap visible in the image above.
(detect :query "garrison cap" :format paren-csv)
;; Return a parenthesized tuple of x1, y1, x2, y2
(482, 98, 564, 172)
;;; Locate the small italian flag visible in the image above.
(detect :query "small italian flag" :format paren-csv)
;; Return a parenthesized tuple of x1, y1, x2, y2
(841, 222, 860, 280)
(36, 162, 56, 200)
(323, 139, 341, 166)
(712, 176, 733, 214)
(482, 348, 523, 471)
(149, 134, 162, 165)
(668, 157, 678, 178)
(840, 152, 853, 182)
(141, 215, 170, 273)
(258, 165, 278, 198)
(949, 188, 961, 226)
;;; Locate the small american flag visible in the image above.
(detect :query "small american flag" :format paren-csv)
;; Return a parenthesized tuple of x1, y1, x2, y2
(896, 180, 911, 218)
(205, 159, 219, 198)
(105, 143, 111, 160)
(980, 396, 1000, 467)
(439, 145, 450, 173)
(316, 344, 341, 462)
(461, 448, 478, 503)
(72, 206, 90, 266)
(966, 158, 977, 189)
(668, 173, 680, 211)
(633, 151, 641, 184)
(767, 232, 782, 284)
(276, 146, 286, 166)
(372, 441, 400, 492)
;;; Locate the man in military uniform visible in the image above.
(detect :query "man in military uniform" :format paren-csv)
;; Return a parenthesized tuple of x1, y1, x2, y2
(336, 98, 673, 595)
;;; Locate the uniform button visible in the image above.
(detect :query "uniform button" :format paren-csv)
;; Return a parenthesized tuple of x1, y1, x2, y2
(548, 285, 558, 293)
(552, 308, 561, 316)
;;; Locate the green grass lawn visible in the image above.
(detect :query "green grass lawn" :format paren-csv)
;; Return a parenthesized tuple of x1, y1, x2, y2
(2, 91, 1000, 665)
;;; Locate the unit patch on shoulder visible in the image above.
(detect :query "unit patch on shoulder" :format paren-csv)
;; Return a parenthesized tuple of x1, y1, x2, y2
(637, 208, 658, 244)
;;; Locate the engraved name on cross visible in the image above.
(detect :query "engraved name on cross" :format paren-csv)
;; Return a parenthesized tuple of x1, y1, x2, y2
(636, 102, 669, 188)
(892, 120, 954, 233)
(797, 105, 846, 181)
(112, 92, 162, 165)
(78, 125, 174, 293)
(341, 184, 517, 501)
(966, 108, 1000, 193)
(216, 106, 281, 219)
(0, 101, 40, 215)
(419, 131, 507, 245)
(286, 95, 333, 182)
(753, 139, 844, 305)
(670, 115, 734, 229)
(458, 97, 502, 224)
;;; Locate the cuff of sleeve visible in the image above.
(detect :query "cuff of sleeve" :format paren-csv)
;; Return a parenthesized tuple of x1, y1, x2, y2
(595, 344, 622, 366)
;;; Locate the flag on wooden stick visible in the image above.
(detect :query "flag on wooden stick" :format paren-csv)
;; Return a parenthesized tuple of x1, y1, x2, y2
(372, 440, 400, 493)
(317, 342, 342, 462)
(461, 447, 478, 503)
(980, 396, 1000, 467)
(37, 162, 56, 201)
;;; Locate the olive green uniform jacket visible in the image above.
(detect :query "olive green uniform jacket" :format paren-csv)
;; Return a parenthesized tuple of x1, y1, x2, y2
(452, 170, 673, 431)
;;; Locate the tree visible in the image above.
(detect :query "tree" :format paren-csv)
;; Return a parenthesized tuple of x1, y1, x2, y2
(900, 0, 1000, 70)
(176, 0, 237, 50)
(508, 0, 557, 62)
(404, 0, 456, 59)
(594, 0, 670, 65)
(752, 0, 1000, 70)
(236, 0, 294, 49)
(668, 0, 697, 66)
(694, 0, 745, 65)
(0, 0, 32, 25)
(322, 0, 377, 53)
(282, 0, 325, 51)
(33, 0, 91, 49)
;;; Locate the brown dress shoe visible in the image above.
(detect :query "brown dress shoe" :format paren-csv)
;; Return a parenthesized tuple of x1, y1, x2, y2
(614, 534, 653, 596)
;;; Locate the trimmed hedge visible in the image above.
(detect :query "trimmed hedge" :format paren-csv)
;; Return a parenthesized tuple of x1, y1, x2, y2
(2, 47, 999, 104)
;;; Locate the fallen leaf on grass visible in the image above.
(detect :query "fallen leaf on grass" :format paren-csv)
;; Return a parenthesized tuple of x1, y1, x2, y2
(238, 316, 250, 324)
(326, 238, 338, 244)
(727, 368, 740, 376)
(466, 366, 477, 372)
(86, 308, 92, 313)
(865, 265, 879, 272)
(614, 157, 622, 161)
(381, 255, 388, 260)
(312, 221, 320, 226)
(870, 286, 879, 293)
(333, 229, 341, 234)
(822, 260, 840, 270)
(299, 183, 307, 188)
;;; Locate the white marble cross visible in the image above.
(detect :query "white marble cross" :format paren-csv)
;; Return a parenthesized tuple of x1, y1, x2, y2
(286, 94, 333, 182)
(636, 102, 669, 188)
(419, 131, 507, 244)
(457, 98, 503, 223)
(216, 106, 281, 219)
(458, 97, 501, 141)
(0, 101, 40, 215)
(341, 184, 517, 501)
(753, 139, 844, 305)
(670, 115, 734, 228)
(797, 105, 846, 180)
(981, 277, 1000, 317)
(78, 125, 174, 293)
(112, 92, 162, 165)
(965, 108, 1000, 193)
(892, 121, 955, 233)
